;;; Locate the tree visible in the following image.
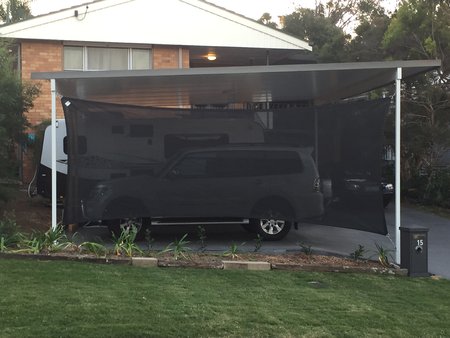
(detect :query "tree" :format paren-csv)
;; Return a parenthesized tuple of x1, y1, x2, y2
(383, 0, 450, 206)
(348, 0, 391, 61)
(257, 12, 277, 29)
(0, 39, 40, 202)
(383, 0, 449, 77)
(0, 0, 31, 25)
(282, 7, 350, 62)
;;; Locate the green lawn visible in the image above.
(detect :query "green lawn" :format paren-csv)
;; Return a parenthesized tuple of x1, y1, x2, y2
(1, 259, 449, 337)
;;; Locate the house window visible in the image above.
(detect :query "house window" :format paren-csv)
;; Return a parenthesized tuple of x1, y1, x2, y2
(87, 47, 128, 70)
(132, 49, 151, 70)
(64, 46, 83, 70)
(63, 46, 152, 71)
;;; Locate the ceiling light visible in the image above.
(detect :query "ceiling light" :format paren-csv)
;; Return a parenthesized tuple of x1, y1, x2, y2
(207, 53, 217, 61)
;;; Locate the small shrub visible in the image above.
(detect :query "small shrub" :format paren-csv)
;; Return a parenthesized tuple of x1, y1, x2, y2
(43, 224, 71, 252)
(373, 242, 394, 268)
(254, 234, 263, 252)
(161, 233, 191, 260)
(144, 228, 155, 252)
(112, 225, 143, 257)
(0, 236, 7, 252)
(223, 242, 244, 260)
(197, 226, 207, 252)
(0, 212, 22, 249)
(298, 242, 312, 256)
(350, 244, 366, 261)
(78, 241, 107, 257)
(17, 231, 46, 254)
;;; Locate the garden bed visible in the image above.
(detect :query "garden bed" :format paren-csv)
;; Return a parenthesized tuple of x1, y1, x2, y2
(1, 187, 407, 276)
(0, 250, 407, 276)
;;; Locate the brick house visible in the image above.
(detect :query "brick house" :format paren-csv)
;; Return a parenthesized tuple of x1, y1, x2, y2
(0, 0, 311, 182)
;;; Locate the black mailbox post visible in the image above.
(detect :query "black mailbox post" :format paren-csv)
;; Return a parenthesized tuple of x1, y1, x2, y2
(400, 225, 429, 277)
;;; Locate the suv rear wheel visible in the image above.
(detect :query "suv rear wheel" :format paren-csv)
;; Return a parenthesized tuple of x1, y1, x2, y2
(251, 202, 293, 241)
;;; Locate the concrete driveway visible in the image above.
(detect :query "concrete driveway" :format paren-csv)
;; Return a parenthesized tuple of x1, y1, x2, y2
(76, 204, 450, 278)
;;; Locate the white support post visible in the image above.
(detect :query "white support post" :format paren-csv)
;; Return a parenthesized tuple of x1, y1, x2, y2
(51, 79, 57, 230)
(395, 68, 402, 264)
(314, 108, 319, 165)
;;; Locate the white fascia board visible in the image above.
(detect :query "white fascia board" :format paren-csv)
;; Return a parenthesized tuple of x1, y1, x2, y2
(180, 0, 311, 50)
(0, 0, 311, 51)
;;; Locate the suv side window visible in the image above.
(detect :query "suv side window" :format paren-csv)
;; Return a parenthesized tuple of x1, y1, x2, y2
(261, 151, 304, 175)
(212, 150, 304, 177)
(171, 150, 304, 178)
(170, 152, 216, 178)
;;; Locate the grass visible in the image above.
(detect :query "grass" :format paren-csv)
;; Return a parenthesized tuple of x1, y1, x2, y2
(1, 259, 450, 337)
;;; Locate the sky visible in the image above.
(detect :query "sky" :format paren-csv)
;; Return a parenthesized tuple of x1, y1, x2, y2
(30, 0, 399, 21)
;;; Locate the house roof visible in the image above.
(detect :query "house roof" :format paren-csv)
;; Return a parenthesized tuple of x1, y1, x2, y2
(0, 0, 311, 51)
(32, 60, 441, 107)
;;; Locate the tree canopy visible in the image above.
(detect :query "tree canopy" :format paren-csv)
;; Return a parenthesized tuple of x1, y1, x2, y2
(274, 0, 450, 206)
(0, 0, 31, 25)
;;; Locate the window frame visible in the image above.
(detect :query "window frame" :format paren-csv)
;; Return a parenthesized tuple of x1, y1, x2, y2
(63, 44, 153, 71)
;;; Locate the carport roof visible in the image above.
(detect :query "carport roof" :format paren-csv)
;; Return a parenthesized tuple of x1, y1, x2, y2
(32, 60, 441, 106)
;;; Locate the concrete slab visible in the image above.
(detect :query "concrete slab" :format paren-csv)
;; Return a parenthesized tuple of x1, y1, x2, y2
(132, 257, 158, 268)
(223, 260, 271, 271)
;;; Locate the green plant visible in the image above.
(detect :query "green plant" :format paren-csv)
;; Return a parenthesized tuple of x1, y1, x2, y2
(298, 242, 312, 256)
(112, 225, 143, 257)
(197, 225, 207, 252)
(161, 233, 191, 260)
(0, 212, 22, 249)
(0, 40, 40, 203)
(0, 236, 6, 252)
(43, 224, 70, 252)
(17, 231, 46, 254)
(144, 228, 155, 252)
(79, 241, 107, 257)
(373, 242, 394, 268)
(350, 244, 366, 261)
(223, 242, 244, 259)
(254, 234, 263, 252)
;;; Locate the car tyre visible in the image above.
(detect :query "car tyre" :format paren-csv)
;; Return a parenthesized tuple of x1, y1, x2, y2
(251, 202, 293, 241)
(107, 217, 146, 240)
(103, 199, 147, 240)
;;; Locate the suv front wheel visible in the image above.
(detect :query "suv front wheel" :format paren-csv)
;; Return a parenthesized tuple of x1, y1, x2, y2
(106, 217, 145, 240)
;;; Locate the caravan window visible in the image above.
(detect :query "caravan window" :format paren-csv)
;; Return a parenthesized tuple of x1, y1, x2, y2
(63, 136, 87, 155)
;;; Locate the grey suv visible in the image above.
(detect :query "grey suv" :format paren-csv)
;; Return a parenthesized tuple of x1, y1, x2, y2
(83, 145, 324, 240)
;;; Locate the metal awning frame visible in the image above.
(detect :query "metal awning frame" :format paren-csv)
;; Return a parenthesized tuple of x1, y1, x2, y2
(40, 60, 442, 264)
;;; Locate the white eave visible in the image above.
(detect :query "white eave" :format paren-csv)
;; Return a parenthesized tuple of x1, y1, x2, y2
(0, 0, 311, 51)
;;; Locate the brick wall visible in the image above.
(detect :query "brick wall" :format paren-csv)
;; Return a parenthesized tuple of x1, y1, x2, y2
(21, 40, 64, 125)
(153, 46, 190, 69)
(21, 40, 64, 183)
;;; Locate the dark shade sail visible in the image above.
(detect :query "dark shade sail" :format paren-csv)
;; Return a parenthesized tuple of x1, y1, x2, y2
(62, 97, 390, 235)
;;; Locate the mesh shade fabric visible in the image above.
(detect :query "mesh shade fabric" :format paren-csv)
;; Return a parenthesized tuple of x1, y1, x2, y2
(62, 97, 389, 234)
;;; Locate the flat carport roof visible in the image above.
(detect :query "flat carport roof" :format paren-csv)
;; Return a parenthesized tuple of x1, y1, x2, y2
(32, 59, 441, 106)
(32, 59, 441, 263)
